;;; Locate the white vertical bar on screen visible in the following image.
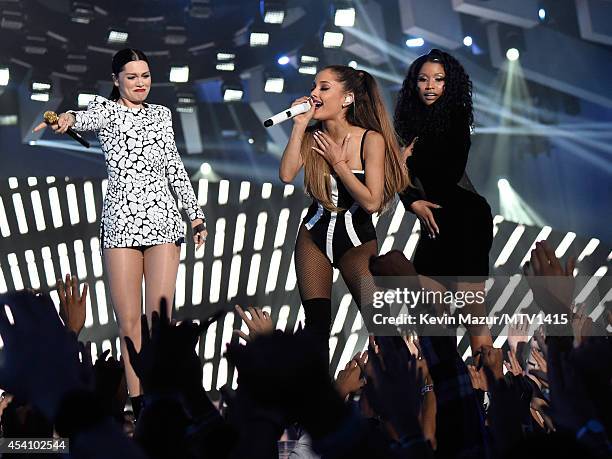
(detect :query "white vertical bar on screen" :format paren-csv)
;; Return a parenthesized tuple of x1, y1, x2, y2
(7, 253, 23, 290)
(209, 260, 222, 303)
(65, 183, 80, 225)
(273, 209, 290, 248)
(24, 250, 40, 290)
(83, 181, 97, 223)
(12, 193, 28, 234)
(261, 182, 272, 199)
(191, 261, 204, 305)
(218, 180, 229, 205)
(276, 305, 290, 331)
(0, 197, 10, 236)
(198, 179, 208, 206)
(227, 255, 241, 300)
(30, 190, 46, 231)
(239, 181, 250, 202)
(90, 238, 103, 277)
(264, 249, 282, 293)
(175, 263, 186, 309)
(233, 214, 246, 253)
(254, 212, 268, 251)
(73, 240, 87, 278)
(331, 294, 352, 335)
(246, 254, 261, 296)
(214, 218, 226, 257)
(48, 187, 63, 228)
(96, 280, 108, 325)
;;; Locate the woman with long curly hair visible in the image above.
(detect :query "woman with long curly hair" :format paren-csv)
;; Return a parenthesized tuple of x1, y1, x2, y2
(395, 49, 493, 351)
(280, 65, 409, 352)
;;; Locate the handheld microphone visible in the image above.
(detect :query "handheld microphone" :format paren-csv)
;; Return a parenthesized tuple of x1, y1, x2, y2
(263, 100, 311, 128)
(43, 111, 90, 148)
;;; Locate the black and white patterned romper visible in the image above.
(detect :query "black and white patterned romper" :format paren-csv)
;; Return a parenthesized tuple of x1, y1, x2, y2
(301, 130, 377, 267)
(70, 96, 205, 249)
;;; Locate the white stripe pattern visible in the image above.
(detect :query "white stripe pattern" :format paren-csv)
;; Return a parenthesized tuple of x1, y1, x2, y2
(326, 176, 339, 263)
(344, 203, 362, 247)
(305, 203, 324, 229)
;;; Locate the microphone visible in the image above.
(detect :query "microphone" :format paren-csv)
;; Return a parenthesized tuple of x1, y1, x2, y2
(263, 100, 311, 128)
(43, 111, 90, 148)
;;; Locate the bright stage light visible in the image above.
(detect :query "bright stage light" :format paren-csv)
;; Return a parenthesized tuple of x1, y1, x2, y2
(30, 93, 49, 102)
(264, 10, 284, 24)
(277, 55, 290, 65)
(463, 35, 473, 47)
(264, 77, 284, 93)
(250, 32, 270, 47)
(32, 82, 51, 91)
(298, 65, 317, 75)
(200, 163, 212, 174)
(323, 31, 344, 48)
(406, 37, 424, 47)
(108, 30, 128, 44)
(78, 93, 96, 107)
(334, 7, 355, 27)
(506, 48, 520, 61)
(538, 8, 546, 21)
(223, 88, 243, 102)
(498, 178, 544, 226)
(348, 60, 357, 68)
(0, 67, 8, 86)
(216, 62, 235, 72)
(170, 66, 189, 83)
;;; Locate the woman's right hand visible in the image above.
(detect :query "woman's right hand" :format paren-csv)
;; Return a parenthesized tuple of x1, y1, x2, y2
(32, 112, 76, 134)
(410, 200, 441, 238)
(291, 96, 315, 126)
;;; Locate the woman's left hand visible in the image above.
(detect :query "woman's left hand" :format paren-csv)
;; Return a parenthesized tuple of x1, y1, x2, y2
(312, 130, 350, 170)
(192, 218, 208, 250)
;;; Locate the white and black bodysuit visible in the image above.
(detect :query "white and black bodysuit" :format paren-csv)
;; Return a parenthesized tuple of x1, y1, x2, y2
(70, 96, 205, 248)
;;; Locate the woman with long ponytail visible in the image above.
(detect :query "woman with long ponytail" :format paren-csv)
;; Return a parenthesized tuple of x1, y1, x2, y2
(279, 65, 409, 357)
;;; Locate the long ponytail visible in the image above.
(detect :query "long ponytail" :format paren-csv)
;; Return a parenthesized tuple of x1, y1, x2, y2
(300, 66, 410, 213)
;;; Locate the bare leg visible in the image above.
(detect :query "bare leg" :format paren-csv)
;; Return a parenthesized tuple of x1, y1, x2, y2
(143, 243, 180, 320)
(104, 248, 144, 397)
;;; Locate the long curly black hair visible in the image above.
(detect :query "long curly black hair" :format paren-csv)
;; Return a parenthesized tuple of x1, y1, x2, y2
(394, 49, 473, 146)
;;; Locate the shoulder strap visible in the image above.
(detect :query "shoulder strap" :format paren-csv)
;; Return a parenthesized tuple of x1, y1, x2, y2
(359, 129, 370, 169)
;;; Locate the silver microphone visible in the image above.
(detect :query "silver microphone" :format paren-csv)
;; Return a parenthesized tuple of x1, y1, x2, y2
(263, 100, 311, 128)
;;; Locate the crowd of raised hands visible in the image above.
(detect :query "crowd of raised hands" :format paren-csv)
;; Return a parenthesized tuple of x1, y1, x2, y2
(0, 239, 609, 458)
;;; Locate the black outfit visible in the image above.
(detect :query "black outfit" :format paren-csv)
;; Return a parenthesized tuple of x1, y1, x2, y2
(399, 122, 493, 280)
(301, 130, 377, 268)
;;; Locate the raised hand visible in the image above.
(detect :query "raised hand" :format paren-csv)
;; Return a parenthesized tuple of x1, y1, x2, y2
(364, 336, 423, 439)
(504, 349, 524, 376)
(0, 291, 85, 419)
(401, 137, 418, 163)
(546, 339, 598, 432)
(335, 352, 366, 400)
(507, 318, 530, 352)
(32, 112, 76, 134)
(524, 240, 575, 315)
(571, 303, 593, 347)
(57, 274, 89, 336)
(191, 218, 208, 250)
(233, 305, 274, 342)
(467, 364, 488, 392)
(410, 200, 441, 238)
(291, 96, 315, 126)
(312, 130, 350, 170)
(124, 299, 221, 396)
